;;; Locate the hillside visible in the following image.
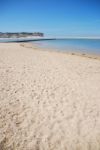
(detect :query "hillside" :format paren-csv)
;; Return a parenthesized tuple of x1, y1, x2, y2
(0, 32, 44, 38)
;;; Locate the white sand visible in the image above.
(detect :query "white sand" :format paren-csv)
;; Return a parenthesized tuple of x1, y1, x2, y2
(0, 43, 100, 150)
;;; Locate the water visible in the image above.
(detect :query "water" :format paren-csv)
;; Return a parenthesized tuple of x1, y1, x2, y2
(0, 38, 19, 42)
(31, 39, 100, 55)
(0, 38, 100, 55)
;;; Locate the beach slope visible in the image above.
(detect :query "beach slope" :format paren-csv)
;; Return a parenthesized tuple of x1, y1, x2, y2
(0, 43, 100, 150)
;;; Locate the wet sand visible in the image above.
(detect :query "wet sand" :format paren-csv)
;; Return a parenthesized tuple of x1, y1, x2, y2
(0, 43, 100, 150)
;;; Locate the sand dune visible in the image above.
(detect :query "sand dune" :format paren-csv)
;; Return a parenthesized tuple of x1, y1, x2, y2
(0, 43, 100, 150)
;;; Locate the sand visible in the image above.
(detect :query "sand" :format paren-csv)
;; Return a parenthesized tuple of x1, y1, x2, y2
(0, 43, 100, 150)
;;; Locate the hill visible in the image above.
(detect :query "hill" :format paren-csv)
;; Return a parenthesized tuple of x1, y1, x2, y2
(0, 32, 44, 38)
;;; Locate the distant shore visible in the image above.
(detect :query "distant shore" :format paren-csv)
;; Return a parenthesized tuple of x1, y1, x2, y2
(0, 32, 44, 38)
(0, 43, 100, 150)
(0, 37, 56, 43)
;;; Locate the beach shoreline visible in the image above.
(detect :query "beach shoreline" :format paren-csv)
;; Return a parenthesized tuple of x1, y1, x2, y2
(0, 43, 100, 150)
(21, 42, 100, 61)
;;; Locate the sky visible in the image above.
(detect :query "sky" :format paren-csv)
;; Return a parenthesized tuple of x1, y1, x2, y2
(0, 0, 100, 37)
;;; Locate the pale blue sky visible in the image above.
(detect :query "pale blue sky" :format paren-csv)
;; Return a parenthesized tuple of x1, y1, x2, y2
(0, 0, 100, 37)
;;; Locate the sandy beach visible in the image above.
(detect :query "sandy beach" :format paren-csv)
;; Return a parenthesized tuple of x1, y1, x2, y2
(0, 43, 100, 150)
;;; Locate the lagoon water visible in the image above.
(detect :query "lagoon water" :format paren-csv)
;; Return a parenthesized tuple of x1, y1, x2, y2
(32, 39, 100, 55)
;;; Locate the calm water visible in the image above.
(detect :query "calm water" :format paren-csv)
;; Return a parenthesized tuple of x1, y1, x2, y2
(31, 39, 100, 55)
(0, 38, 100, 55)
